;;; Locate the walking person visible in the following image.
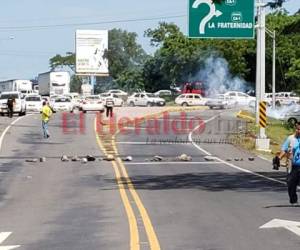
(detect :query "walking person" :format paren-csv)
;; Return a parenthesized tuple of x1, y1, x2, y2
(7, 96, 15, 118)
(105, 95, 114, 118)
(41, 101, 52, 138)
(279, 122, 300, 205)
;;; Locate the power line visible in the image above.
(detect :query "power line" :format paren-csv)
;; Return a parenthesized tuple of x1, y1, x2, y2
(0, 14, 186, 32)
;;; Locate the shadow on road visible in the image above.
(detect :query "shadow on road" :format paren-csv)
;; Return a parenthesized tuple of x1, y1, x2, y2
(99, 172, 288, 193)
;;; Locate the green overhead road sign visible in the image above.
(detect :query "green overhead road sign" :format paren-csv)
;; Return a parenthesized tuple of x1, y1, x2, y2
(188, 0, 255, 39)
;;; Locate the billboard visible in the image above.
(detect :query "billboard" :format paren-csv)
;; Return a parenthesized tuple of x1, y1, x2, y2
(75, 30, 109, 75)
(188, 0, 255, 39)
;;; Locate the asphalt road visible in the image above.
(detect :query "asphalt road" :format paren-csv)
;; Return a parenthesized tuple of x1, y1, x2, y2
(0, 108, 299, 250)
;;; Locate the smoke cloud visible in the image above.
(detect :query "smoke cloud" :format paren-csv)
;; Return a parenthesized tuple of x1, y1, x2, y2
(193, 56, 250, 97)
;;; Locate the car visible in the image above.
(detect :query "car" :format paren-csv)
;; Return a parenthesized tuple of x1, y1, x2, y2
(223, 91, 255, 106)
(52, 97, 74, 113)
(106, 89, 128, 100)
(206, 94, 236, 109)
(275, 92, 299, 106)
(80, 95, 105, 113)
(127, 92, 165, 107)
(280, 105, 300, 127)
(175, 93, 206, 106)
(0, 91, 26, 116)
(25, 94, 43, 112)
(100, 93, 124, 106)
(154, 90, 172, 97)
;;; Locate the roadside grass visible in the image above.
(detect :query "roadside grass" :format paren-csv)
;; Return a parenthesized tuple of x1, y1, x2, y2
(234, 110, 294, 160)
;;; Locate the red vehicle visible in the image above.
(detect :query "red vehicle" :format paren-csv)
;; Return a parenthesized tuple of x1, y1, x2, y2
(182, 81, 205, 96)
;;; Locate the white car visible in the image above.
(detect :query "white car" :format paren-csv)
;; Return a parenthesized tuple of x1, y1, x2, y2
(80, 95, 105, 113)
(223, 91, 255, 106)
(25, 94, 43, 112)
(106, 89, 128, 100)
(206, 94, 236, 109)
(127, 93, 165, 107)
(52, 97, 74, 113)
(175, 93, 206, 106)
(0, 91, 26, 116)
(154, 90, 172, 97)
(275, 92, 299, 106)
(100, 93, 124, 106)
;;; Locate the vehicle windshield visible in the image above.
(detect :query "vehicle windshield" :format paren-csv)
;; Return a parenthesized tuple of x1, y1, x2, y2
(52, 83, 66, 87)
(146, 93, 155, 98)
(86, 96, 100, 100)
(25, 96, 41, 101)
(0, 94, 19, 99)
(55, 98, 71, 103)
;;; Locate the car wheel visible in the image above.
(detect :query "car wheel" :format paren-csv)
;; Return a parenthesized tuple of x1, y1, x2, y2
(129, 102, 135, 107)
(288, 118, 297, 127)
(181, 102, 188, 107)
(146, 102, 152, 107)
(209, 106, 213, 109)
(83, 110, 87, 113)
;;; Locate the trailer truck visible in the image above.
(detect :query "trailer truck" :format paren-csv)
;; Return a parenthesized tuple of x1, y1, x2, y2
(38, 71, 70, 96)
(0, 79, 33, 94)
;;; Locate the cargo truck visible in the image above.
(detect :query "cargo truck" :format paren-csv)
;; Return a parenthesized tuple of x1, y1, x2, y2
(0, 79, 33, 94)
(38, 71, 70, 96)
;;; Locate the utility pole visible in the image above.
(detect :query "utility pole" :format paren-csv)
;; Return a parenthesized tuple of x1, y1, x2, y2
(255, 0, 270, 151)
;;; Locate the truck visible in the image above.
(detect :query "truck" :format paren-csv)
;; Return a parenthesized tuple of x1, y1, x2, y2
(38, 71, 70, 96)
(0, 79, 33, 94)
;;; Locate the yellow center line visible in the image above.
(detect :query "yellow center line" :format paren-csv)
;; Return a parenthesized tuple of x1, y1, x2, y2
(94, 119, 140, 250)
(95, 107, 206, 250)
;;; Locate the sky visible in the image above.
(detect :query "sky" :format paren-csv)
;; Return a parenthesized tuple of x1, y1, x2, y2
(0, 0, 299, 80)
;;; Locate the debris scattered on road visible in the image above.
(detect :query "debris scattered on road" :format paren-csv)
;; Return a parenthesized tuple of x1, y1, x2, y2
(204, 156, 216, 162)
(86, 155, 96, 161)
(151, 155, 163, 161)
(71, 156, 80, 161)
(226, 158, 232, 161)
(103, 154, 115, 161)
(123, 156, 133, 162)
(61, 155, 69, 162)
(234, 158, 240, 161)
(39, 157, 46, 162)
(178, 154, 192, 161)
(26, 158, 38, 163)
(248, 157, 255, 161)
(81, 158, 88, 164)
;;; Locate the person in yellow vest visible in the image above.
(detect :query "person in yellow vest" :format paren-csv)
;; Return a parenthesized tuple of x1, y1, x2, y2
(41, 101, 52, 138)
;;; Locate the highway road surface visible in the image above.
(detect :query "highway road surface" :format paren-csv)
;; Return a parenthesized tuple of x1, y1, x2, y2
(0, 107, 299, 250)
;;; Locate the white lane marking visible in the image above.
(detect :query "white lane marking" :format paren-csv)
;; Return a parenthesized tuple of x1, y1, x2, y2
(188, 115, 219, 156)
(188, 115, 287, 186)
(0, 232, 20, 250)
(124, 161, 223, 165)
(0, 116, 29, 153)
(260, 219, 300, 237)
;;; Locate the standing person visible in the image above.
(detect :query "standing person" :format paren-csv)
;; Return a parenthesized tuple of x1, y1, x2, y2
(41, 101, 52, 138)
(105, 95, 114, 118)
(7, 96, 15, 118)
(278, 122, 300, 205)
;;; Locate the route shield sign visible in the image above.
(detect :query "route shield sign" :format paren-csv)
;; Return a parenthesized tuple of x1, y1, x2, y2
(188, 0, 255, 39)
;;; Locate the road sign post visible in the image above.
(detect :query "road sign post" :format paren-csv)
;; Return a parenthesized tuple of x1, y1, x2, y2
(188, 0, 255, 39)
